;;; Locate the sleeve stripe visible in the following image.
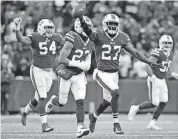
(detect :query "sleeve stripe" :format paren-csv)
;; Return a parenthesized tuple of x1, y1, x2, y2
(66, 34, 74, 39)
(65, 36, 74, 42)
(151, 52, 159, 56)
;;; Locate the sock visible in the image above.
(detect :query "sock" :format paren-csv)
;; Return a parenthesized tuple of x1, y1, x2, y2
(76, 99, 84, 124)
(111, 90, 119, 114)
(95, 99, 110, 116)
(153, 102, 167, 120)
(113, 113, 119, 123)
(40, 113, 47, 124)
(39, 98, 47, 124)
(24, 98, 38, 114)
(52, 96, 64, 107)
(93, 112, 98, 118)
(139, 101, 156, 110)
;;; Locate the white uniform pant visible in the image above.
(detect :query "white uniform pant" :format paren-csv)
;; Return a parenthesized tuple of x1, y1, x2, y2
(30, 65, 53, 100)
(93, 69, 119, 103)
(58, 72, 87, 105)
(147, 75, 168, 106)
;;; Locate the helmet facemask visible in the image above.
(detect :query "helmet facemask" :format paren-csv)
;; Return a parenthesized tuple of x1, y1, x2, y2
(44, 25, 55, 37)
(106, 21, 119, 35)
(161, 41, 173, 52)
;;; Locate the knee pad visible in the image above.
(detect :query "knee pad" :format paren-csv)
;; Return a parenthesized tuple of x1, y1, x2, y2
(30, 98, 38, 107)
(76, 99, 84, 107)
(112, 89, 120, 99)
(152, 101, 159, 106)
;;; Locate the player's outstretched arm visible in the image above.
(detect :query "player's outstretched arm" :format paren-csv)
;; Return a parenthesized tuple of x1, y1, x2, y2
(167, 64, 178, 80)
(124, 42, 159, 67)
(79, 17, 97, 42)
(14, 18, 32, 45)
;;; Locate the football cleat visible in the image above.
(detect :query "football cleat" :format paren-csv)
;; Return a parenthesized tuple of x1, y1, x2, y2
(113, 123, 124, 134)
(77, 123, 90, 138)
(128, 105, 139, 122)
(45, 95, 57, 113)
(146, 119, 162, 130)
(89, 112, 97, 133)
(42, 122, 54, 132)
(20, 107, 27, 126)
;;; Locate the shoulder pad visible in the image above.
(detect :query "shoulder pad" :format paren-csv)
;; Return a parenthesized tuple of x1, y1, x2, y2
(151, 48, 160, 58)
(65, 31, 75, 44)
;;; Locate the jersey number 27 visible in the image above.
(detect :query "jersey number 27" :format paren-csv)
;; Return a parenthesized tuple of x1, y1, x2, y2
(39, 41, 56, 55)
(102, 44, 121, 60)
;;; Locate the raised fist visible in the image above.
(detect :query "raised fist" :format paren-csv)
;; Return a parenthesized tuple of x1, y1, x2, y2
(72, 3, 86, 19)
(14, 18, 22, 30)
(14, 18, 22, 25)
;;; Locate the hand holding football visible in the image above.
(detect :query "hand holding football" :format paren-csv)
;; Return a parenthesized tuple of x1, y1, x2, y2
(72, 3, 86, 19)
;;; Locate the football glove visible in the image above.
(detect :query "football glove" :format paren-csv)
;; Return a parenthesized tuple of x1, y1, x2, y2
(55, 64, 76, 80)
(14, 17, 22, 30)
(72, 3, 86, 18)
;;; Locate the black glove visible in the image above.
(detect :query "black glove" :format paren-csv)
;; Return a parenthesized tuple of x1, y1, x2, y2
(55, 64, 76, 80)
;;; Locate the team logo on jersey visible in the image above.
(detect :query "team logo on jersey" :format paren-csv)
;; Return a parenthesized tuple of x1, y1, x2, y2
(45, 37, 50, 43)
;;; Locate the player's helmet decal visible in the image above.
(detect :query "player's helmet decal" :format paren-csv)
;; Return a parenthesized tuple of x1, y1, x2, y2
(74, 16, 93, 37)
(159, 35, 173, 52)
(102, 14, 120, 35)
(37, 19, 55, 37)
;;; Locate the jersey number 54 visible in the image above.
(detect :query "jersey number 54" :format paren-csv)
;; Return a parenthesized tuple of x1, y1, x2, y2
(39, 41, 56, 55)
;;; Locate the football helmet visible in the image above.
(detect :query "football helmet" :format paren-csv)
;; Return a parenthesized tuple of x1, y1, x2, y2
(74, 16, 93, 37)
(102, 14, 120, 35)
(159, 35, 173, 52)
(37, 19, 55, 37)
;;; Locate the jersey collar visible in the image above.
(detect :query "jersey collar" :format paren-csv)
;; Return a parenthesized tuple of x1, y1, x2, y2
(105, 31, 119, 42)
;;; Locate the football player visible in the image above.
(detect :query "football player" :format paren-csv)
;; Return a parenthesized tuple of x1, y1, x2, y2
(14, 18, 65, 132)
(77, 13, 160, 134)
(128, 35, 178, 129)
(45, 16, 93, 138)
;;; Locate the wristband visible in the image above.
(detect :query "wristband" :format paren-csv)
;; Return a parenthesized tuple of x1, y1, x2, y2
(68, 61, 80, 67)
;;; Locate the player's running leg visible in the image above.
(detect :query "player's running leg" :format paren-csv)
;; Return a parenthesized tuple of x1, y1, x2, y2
(20, 94, 38, 126)
(45, 78, 71, 113)
(30, 66, 53, 132)
(147, 79, 168, 130)
(89, 98, 110, 132)
(128, 76, 157, 122)
(71, 73, 89, 138)
(95, 71, 124, 134)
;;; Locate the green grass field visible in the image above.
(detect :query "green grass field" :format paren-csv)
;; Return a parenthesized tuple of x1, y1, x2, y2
(1, 114, 178, 139)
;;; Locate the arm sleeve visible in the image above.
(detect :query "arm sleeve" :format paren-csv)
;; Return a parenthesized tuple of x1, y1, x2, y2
(80, 18, 98, 42)
(122, 32, 131, 45)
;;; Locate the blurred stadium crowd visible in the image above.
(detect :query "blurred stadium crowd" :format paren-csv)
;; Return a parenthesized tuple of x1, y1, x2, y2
(1, 0, 178, 80)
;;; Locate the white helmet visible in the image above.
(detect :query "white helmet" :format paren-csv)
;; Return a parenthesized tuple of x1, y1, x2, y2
(37, 19, 55, 37)
(74, 16, 93, 37)
(102, 14, 120, 35)
(159, 34, 173, 52)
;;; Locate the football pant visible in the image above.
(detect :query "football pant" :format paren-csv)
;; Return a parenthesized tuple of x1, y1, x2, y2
(30, 65, 53, 99)
(93, 69, 119, 103)
(147, 75, 168, 106)
(58, 72, 87, 105)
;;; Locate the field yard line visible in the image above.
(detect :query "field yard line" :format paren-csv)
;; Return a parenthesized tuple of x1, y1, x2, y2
(1, 133, 178, 137)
